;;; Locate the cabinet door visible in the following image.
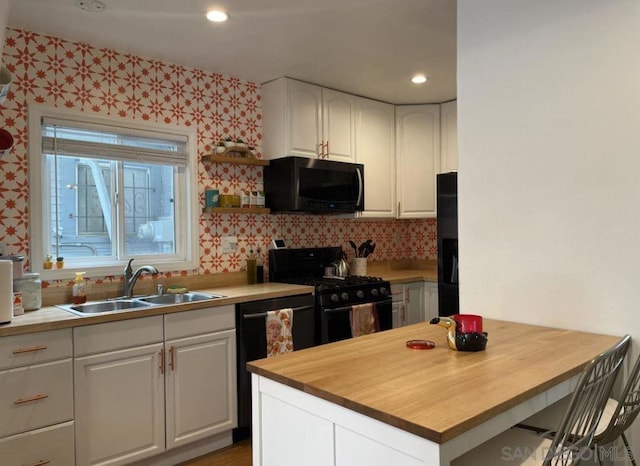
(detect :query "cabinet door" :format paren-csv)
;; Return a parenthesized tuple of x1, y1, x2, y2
(74, 343, 165, 466)
(440, 100, 458, 173)
(286, 79, 323, 158)
(391, 300, 404, 329)
(424, 282, 439, 321)
(323, 88, 356, 162)
(405, 282, 425, 325)
(396, 105, 440, 218)
(165, 329, 237, 450)
(356, 97, 396, 218)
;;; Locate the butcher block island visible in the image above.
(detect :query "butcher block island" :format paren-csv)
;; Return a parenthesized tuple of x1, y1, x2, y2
(247, 319, 620, 466)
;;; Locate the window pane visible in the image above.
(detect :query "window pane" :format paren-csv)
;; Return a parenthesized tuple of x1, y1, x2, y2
(46, 154, 114, 260)
(77, 163, 110, 236)
(124, 162, 176, 256)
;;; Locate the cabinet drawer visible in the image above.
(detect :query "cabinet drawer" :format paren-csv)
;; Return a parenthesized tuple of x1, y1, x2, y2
(74, 315, 163, 356)
(0, 359, 74, 438)
(0, 329, 72, 370)
(0, 420, 75, 466)
(165, 305, 235, 340)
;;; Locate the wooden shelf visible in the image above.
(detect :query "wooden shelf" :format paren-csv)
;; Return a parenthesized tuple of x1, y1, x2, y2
(202, 207, 270, 214)
(202, 148, 269, 166)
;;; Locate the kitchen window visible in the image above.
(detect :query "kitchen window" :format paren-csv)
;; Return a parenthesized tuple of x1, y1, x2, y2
(29, 106, 199, 278)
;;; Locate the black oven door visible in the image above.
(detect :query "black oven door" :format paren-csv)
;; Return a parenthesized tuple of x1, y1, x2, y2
(319, 297, 392, 344)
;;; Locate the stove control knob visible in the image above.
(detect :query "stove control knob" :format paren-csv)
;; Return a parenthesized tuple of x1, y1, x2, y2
(356, 290, 364, 299)
(380, 287, 389, 296)
(371, 288, 379, 297)
(341, 292, 349, 301)
(330, 294, 340, 303)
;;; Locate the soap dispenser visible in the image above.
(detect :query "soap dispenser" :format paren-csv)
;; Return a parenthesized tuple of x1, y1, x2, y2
(72, 272, 87, 304)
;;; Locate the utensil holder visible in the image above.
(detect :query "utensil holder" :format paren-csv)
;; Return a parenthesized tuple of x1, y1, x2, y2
(350, 258, 367, 276)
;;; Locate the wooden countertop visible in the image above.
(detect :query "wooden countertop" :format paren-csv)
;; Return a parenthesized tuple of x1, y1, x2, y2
(369, 261, 438, 284)
(0, 265, 435, 337)
(0, 283, 314, 337)
(247, 319, 621, 443)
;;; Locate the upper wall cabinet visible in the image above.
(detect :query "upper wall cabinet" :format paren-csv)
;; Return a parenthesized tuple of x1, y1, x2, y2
(395, 105, 441, 218)
(355, 98, 396, 218)
(262, 78, 356, 162)
(440, 100, 458, 173)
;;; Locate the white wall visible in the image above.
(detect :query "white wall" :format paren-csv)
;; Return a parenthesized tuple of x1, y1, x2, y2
(458, 0, 640, 458)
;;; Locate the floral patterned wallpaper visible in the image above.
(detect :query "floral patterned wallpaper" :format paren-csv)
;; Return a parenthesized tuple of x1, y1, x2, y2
(0, 28, 436, 286)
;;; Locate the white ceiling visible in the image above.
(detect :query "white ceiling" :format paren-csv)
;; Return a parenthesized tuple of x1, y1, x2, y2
(7, 0, 457, 104)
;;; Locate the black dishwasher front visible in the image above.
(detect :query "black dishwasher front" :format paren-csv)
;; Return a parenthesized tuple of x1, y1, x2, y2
(233, 293, 316, 441)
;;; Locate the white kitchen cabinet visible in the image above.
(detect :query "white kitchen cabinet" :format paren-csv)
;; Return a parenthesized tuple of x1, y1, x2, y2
(0, 421, 75, 466)
(323, 88, 356, 162)
(395, 105, 440, 218)
(405, 282, 424, 325)
(391, 285, 404, 328)
(440, 100, 458, 173)
(74, 306, 237, 465)
(74, 316, 165, 466)
(355, 97, 396, 218)
(0, 329, 75, 465)
(164, 307, 236, 449)
(391, 282, 426, 327)
(424, 281, 439, 321)
(262, 77, 355, 162)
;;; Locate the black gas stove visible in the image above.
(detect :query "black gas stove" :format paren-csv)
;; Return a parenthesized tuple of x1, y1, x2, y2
(269, 247, 393, 343)
(269, 247, 390, 305)
(282, 275, 390, 307)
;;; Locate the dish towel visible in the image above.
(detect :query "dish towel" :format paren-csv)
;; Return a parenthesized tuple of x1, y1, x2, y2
(350, 303, 379, 337)
(266, 308, 294, 358)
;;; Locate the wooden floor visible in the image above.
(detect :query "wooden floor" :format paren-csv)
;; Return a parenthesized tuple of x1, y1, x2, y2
(179, 440, 252, 466)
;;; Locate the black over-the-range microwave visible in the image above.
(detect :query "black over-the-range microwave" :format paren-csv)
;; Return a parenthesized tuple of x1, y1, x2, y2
(263, 156, 364, 214)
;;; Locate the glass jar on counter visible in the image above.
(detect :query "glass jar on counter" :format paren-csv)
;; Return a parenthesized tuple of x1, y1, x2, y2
(13, 272, 42, 311)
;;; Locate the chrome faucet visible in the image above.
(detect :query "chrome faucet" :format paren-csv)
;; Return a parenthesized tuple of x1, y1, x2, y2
(124, 259, 159, 298)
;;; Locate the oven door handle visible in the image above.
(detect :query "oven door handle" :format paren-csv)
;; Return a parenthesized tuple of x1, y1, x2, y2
(242, 304, 315, 320)
(356, 166, 364, 208)
(323, 298, 392, 314)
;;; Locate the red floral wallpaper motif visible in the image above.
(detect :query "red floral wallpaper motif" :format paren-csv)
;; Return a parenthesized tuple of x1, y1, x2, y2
(0, 28, 436, 287)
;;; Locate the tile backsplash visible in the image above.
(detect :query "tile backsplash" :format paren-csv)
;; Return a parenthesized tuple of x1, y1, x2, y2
(0, 27, 436, 288)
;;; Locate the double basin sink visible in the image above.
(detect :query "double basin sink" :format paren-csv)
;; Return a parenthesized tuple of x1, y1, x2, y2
(57, 292, 225, 316)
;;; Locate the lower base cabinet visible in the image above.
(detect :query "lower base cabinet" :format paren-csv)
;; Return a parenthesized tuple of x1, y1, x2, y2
(74, 306, 237, 466)
(165, 329, 236, 449)
(74, 342, 165, 465)
(391, 281, 438, 328)
(0, 420, 75, 465)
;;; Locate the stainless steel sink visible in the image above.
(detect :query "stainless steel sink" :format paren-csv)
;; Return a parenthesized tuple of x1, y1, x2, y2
(138, 292, 224, 305)
(57, 292, 225, 316)
(57, 299, 154, 316)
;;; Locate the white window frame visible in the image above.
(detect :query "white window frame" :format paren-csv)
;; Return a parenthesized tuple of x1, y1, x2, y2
(29, 104, 200, 280)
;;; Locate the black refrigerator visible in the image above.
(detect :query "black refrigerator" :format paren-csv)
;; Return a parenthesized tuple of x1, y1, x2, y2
(437, 172, 459, 316)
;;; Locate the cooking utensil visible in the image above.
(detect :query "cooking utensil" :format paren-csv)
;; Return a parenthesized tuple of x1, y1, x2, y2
(349, 240, 358, 257)
(357, 239, 372, 258)
(364, 243, 375, 258)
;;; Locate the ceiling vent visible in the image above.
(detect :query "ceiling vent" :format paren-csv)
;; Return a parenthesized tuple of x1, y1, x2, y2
(74, 0, 106, 12)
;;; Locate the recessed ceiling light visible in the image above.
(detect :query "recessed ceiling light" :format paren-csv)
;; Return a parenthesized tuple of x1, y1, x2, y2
(206, 10, 229, 23)
(411, 74, 428, 84)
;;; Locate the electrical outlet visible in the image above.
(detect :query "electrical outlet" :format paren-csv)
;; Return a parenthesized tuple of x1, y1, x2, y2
(221, 236, 238, 254)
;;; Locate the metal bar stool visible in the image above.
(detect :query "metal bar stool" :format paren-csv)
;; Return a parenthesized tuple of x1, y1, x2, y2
(593, 349, 640, 466)
(453, 335, 631, 466)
